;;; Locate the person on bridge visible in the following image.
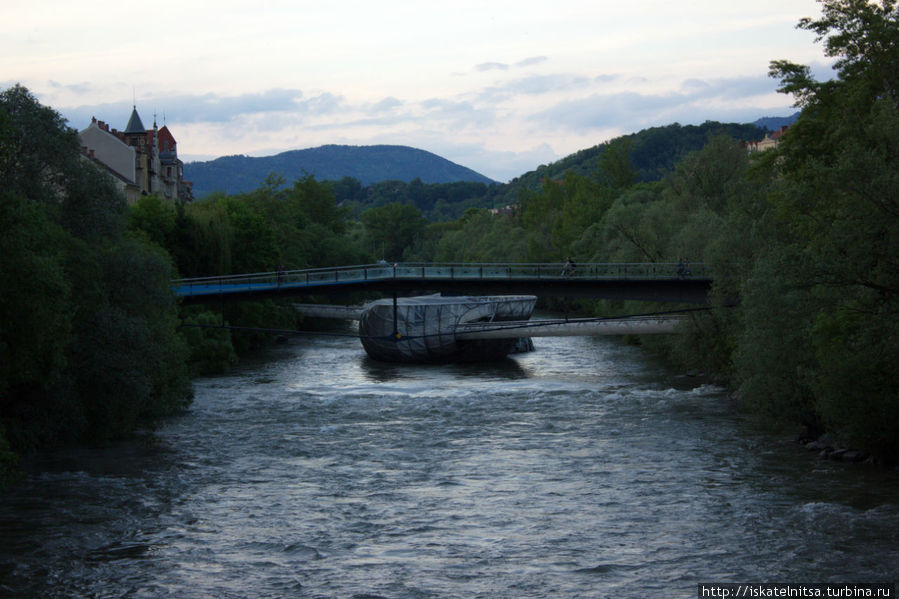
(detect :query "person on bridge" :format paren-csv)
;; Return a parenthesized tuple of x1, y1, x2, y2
(562, 257, 576, 277)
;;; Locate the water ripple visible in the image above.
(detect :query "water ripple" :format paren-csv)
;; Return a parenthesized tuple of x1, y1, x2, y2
(1, 335, 897, 598)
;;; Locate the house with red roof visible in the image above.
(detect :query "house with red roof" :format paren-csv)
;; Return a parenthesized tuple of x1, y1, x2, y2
(744, 125, 789, 153)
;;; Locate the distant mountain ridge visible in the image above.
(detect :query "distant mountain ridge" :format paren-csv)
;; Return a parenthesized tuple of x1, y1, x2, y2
(185, 144, 494, 197)
(751, 112, 801, 131)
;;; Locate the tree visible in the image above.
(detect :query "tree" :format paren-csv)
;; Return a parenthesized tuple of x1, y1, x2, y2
(0, 86, 193, 457)
(289, 174, 349, 235)
(593, 185, 671, 263)
(597, 137, 638, 189)
(219, 195, 279, 273)
(128, 194, 177, 250)
(0, 192, 71, 398)
(739, 0, 899, 456)
(795, 0, 898, 104)
(0, 85, 81, 205)
(432, 209, 529, 263)
(361, 203, 427, 261)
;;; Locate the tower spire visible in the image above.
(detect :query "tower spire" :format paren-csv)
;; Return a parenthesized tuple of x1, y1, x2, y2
(124, 105, 146, 134)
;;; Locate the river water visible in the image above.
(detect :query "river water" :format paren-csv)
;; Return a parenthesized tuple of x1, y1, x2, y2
(2, 331, 898, 598)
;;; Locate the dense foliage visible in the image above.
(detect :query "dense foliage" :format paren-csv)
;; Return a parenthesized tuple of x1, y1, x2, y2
(128, 173, 371, 361)
(0, 86, 193, 483)
(333, 178, 506, 222)
(753, 0, 898, 455)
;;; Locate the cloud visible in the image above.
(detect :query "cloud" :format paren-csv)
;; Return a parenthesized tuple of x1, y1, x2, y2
(475, 56, 549, 72)
(476, 62, 509, 72)
(479, 73, 592, 102)
(680, 75, 776, 100)
(60, 100, 134, 130)
(167, 89, 307, 122)
(296, 92, 345, 116)
(533, 92, 675, 130)
(419, 98, 497, 129)
(58, 88, 349, 129)
(48, 80, 98, 95)
(368, 96, 404, 113)
(515, 56, 548, 68)
(532, 74, 787, 132)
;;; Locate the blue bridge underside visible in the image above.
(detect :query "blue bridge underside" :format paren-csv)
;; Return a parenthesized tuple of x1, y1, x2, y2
(172, 263, 714, 305)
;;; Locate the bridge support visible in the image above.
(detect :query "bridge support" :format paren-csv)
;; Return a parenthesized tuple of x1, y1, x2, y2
(392, 293, 399, 339)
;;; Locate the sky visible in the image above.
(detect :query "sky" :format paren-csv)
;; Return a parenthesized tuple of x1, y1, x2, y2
(2, 1, 832, 182)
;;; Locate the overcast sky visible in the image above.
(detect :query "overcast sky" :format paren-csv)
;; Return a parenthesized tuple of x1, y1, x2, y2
(3, 1, 831, 182)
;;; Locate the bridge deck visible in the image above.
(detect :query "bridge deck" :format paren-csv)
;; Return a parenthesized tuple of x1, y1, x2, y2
(173, 262, 711, 305)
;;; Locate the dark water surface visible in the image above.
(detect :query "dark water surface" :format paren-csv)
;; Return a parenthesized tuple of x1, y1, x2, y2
(2, 333, 897, 598)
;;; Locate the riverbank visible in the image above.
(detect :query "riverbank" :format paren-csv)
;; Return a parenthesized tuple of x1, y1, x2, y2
(635, 326, 899, 469)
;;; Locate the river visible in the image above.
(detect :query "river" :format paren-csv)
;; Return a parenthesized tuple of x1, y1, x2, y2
(1, 331, 897, 598)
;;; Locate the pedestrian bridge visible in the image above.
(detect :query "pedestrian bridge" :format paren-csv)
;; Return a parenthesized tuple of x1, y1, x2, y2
(172, 262, 712, 305)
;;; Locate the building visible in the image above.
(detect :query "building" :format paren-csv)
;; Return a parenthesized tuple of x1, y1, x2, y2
(157, 124, 190, 202)
(79, 106, 193, 204)
(744, 125, 789, 153)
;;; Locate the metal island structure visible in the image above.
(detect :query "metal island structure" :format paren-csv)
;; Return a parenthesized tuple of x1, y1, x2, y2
(358, 294, 538, 363)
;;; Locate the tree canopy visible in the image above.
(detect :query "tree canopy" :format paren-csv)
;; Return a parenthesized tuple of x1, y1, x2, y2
(1, 86, 192, 480)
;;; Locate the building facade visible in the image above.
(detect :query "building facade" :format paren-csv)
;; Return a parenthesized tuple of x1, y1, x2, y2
(744, 125, 789, 153)
(79, 106, 193, 204)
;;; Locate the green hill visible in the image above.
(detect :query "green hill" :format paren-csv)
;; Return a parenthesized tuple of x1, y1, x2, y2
(503, 121, 767, 194)
(185, 144, 495, 198)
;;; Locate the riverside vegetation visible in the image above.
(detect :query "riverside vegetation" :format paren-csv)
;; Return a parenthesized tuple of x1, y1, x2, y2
(1, 0, 896, 486)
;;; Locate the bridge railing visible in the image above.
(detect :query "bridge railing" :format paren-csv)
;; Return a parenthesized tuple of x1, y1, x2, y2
(172, 262, 706, 296)
(386, 262, 705, 279)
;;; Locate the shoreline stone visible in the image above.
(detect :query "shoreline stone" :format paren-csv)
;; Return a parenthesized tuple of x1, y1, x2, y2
(801, 433, 871, 464)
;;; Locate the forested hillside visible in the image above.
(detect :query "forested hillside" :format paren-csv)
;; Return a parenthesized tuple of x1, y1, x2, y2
(185, 145, 495, 198)
(324, 121, 773, 221)
(504, 121, 767, 192)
